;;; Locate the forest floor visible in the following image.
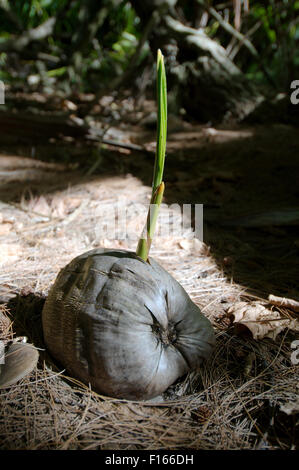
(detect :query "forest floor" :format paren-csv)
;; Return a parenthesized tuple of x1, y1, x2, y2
(0, 95, 298, 449)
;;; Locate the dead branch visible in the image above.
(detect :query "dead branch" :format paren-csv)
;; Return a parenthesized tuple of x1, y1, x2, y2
(197, 0, 258, 58)
(164, 15, 240, 76)
(268, 295, 299, 313)
(196, 0, 275, 87)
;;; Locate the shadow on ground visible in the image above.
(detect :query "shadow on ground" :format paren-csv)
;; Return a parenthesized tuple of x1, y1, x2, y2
(0, 122, 298, 300)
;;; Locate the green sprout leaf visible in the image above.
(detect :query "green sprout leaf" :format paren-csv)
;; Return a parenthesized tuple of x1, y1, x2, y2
(136, 49, 167, 261)
(152, 49, 167, 195)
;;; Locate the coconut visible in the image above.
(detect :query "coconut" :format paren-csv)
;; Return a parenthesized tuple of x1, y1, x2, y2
(42, 248, 215, 400)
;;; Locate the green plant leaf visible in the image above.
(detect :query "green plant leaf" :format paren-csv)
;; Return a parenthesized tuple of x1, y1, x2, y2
(136, 49, 167, 261)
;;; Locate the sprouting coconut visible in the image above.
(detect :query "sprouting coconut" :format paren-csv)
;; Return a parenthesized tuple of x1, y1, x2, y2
(42, 50, 215, 401)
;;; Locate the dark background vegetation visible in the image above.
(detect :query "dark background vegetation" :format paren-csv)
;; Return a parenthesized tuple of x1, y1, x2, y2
(1, 0, 298, 118)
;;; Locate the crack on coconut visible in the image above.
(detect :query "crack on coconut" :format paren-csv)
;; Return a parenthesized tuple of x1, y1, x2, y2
(159, 321, 177, 346)
(144, 303, 178, 347)
(151, 316, 177, 347)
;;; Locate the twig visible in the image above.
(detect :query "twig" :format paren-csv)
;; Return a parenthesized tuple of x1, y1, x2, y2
(8, 202, 51, 221)
(268, 295, 299, 313)
(228, 20, 262, 60)
(101, 138, 152, 154)
(197, 0, 258, 57)
(233, 0, 241, 32)
(87, 133, 154, 155)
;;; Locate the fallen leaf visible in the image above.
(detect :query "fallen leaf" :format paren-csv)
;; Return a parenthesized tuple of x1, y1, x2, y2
(227, 301, 299, 340)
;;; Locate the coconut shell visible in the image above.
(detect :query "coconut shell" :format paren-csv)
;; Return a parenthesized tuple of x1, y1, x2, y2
(0, 342, 39, 389)
(42, 249, 215, 400)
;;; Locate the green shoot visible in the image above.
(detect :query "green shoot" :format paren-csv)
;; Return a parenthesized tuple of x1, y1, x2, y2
(152, 49, 167, 195)
(136, 49, 167, 261)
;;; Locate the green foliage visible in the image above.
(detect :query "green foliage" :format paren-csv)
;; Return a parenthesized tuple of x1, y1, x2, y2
(0, 0, 143, 92)
(46, 66, 67, 78)
(246, 1, 298, 86)
(111, 32, 138, 65)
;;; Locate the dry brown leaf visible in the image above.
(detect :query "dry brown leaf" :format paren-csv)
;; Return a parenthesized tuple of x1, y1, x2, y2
(227, 301, 299, 340)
